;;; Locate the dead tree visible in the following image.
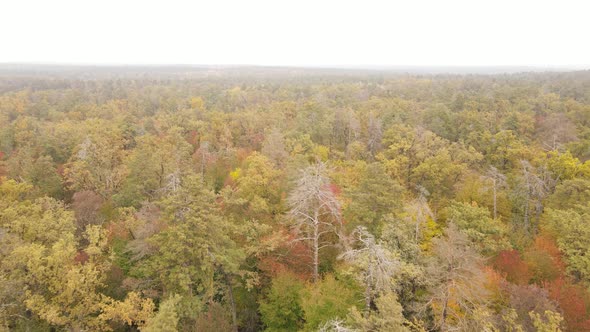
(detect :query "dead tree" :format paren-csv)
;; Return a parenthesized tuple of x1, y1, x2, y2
(426, 224, 488, 331)
(288, 162, 342, 282)
(339, 226, 399, 315)
(408, 186, 434, 243)
(483, 166, 507, 220)
(520, 160, 553, 232)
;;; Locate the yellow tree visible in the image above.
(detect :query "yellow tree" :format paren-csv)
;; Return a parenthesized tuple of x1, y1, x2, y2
(64, 121, 128, 199)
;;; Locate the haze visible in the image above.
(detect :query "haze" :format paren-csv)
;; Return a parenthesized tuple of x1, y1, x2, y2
(2, 0, 589, 68)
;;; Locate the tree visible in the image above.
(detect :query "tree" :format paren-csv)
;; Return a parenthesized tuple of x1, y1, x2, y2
(136, 175, 244, 327)
(64, 123, 128, 199)
(544, 208, 590, 282)
(224, 152, 285, 223)
(425, 224, 489, 331)
(348, 292, 409, 332)
(116, 127, 193, 207)
(445, 201, 509, 255)
(530, 310, 564, 332)
(6, 227, 112, 331)
(288, 162, 343, 282)
(483, 166, 507, 220)
(544, 277, 590, 331)
(261, 128, 289, 167)
(379, 125, 481, 202)
(405, 187, 436, 246)
(344, 162, 404, 234)
(0, 195, 76, 245)
(0, 180, 85, 329)
(501, 283, 560, 331)
(478, 130, 529, 170)
(6, 151, 63, 198)
(194, 301, 235, 332)
(365, 112, 383, 159)
(492, 250, 531, 284)
(518, 160, 553, 232)
(546, 150, 584, 181)
(379, 214, 427, 313)
(100, 292, 156, 330)
(547, 178, 590, 210)
(339, 227, 399, 314)
(71, 190, 105, 235)
(537, 112, 578, 151)
(331, 108, 360, 154)
(300, 274, 361, 331)
(143, 295, 181, 332)
(259, 272, 305, 332)
(318, 319, 356, 332)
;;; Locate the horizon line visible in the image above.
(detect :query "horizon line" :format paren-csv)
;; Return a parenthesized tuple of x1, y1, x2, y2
(1, 62, 589, 69)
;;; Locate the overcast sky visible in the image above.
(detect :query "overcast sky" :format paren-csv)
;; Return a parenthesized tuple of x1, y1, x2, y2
(1, 0, 589, 67)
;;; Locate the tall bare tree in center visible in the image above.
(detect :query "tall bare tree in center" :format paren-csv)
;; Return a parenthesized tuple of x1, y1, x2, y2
(288, 162, 342, 282)
(483, 166, 507, 220)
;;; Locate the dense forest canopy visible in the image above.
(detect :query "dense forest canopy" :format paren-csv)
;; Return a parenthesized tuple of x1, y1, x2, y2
(1, 66, 590, 331)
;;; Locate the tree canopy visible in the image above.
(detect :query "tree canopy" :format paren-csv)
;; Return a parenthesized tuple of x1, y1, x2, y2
(1, 66, 590, 331)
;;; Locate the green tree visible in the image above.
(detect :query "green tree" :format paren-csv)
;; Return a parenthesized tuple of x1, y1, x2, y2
(259, 272, 305, 332)
(6, 151, 63, 198)
(138, 175, 244, 325)
(116, 127, 193, 207)
(445, 201, 509, 255)
(344, 162, 404, 234)
(300, 274, 361, 331)
(143, 295, 181, 332)
(544, 208, 590, 282)
(348, 291, 408, 331)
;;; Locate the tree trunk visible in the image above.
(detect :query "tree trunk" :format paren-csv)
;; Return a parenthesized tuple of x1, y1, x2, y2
(440, 288, 449, 332)
(415, 217, 420, 243)
(225, 273, 238, 332)
(492, 179, 497, 220)
(313, 219, 319, 283)
(524, 199, 529, 232)
(364, 280, 372, 318)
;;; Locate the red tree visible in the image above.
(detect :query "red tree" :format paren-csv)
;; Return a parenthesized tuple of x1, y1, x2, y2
(493, 250, 531, 285)
(545, 277, 590, 331)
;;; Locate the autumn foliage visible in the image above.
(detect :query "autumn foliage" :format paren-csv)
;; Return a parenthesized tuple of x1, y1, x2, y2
(493, 250, 532, 285)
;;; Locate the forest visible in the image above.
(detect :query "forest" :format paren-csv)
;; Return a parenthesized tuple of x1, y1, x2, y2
(1, 66, 590, 331)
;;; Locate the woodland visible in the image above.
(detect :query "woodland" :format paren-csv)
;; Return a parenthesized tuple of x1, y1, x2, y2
(1, 66, 590, 331)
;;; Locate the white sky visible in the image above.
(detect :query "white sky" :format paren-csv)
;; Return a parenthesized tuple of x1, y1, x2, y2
(1, 0, 589, 67)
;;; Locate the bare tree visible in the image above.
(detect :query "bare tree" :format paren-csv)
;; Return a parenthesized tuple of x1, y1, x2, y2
(288, 162, 342, 282)
(407, 186, 434, 243)
(519, 160, 554, 232)
(125, 203, 165, 261)
(339, 226, 400, 315)
(198, 141, 210, 178)
(332, 108, 360, 152)
(261, 128, 288, 167)
(538, 113, 578, 151)
(71, 190, 105, 235)
(318, 319, 357, 332)
(425, 224, 488, 331)
(483, 166, 507, 220)
(366, 113, 383, 159)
